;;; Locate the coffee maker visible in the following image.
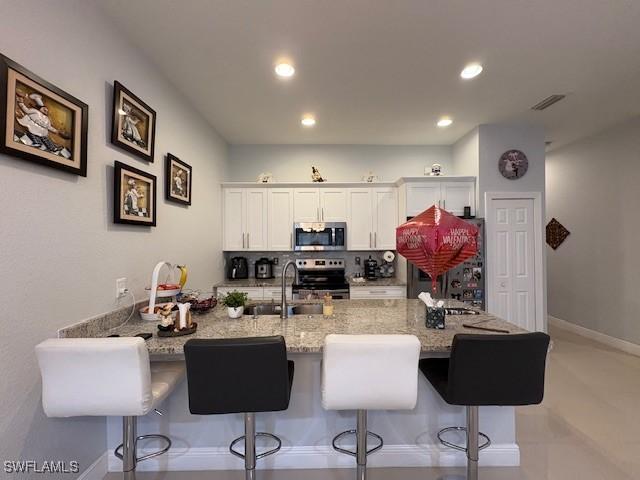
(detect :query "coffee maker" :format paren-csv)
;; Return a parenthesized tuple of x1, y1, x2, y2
(227, 257, 249, 280)
(364, 256, 378, 280)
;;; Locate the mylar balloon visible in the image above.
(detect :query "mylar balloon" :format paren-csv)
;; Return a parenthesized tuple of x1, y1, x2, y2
(396, 205, 479, 292)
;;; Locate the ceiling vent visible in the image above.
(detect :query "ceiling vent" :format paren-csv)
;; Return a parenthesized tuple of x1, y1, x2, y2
(531, 94, 566, 111)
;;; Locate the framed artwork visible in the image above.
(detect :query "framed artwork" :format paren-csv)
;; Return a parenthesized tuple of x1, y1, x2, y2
(111, 81, 156, 162)
(165, 153, 192, 205)
(498, 149, 528, 180)
(0, 54, 88, 176)
(114, 160, 156, 226)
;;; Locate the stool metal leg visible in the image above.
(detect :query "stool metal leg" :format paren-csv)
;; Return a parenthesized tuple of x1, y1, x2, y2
(244, 413, 256, 480)
(466, 406, 479, 480)
(356, 410, 367, 480)
(122, 416, 136, 479)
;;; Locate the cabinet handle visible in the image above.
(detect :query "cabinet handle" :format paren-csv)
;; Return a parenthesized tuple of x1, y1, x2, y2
(374, 232, 377, 248)
(322, 207, 324, 221)
(369, 232, 372, 248)
(317, 207, 320, 221)
(442, 199, 446, 209)
(242, 233, 245, 249)
(247, 233, 250, 249)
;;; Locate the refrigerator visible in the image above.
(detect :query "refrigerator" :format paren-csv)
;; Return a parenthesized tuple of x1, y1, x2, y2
(406, 218, 485, 310)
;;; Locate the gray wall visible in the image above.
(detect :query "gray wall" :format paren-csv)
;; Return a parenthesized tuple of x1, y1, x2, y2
(0, 1, 227, 476)
(546, 116, 640, 344)
(228, 144, 452, 182)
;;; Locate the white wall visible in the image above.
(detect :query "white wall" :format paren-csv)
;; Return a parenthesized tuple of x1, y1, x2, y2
(228, 144, 452, 182)
(546, 116, 640, 344)
(0, 1, 227, 476)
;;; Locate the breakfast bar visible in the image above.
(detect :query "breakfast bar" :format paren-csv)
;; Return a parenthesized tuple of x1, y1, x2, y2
(63, 299, 524, 473)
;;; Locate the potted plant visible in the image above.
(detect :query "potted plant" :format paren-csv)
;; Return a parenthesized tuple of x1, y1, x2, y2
(222, 290, 248, 319)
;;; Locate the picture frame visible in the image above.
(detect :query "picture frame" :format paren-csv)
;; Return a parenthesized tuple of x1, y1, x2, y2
(113, 160, 157, 226)
(111, 81, 156, 162)
(165, 153, 192, 205)
(0, 54, 88, 176)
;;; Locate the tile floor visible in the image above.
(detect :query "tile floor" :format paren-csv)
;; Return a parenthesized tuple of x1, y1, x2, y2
(106, 326, 640, 479)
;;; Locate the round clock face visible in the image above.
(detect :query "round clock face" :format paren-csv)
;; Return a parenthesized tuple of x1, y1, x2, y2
(499, 149, 528, 180)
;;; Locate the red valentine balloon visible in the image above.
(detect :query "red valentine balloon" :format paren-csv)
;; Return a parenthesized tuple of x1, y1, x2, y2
(396, 205, 479, 292)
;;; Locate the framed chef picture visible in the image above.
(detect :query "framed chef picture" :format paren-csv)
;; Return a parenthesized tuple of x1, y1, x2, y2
(113, 161, 157, 226)
(165, 153, 192, 205)
(0, 54, 88, 176)
(111, 81, 156, 162)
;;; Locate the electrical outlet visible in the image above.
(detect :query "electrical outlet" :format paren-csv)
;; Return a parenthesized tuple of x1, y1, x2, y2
(355, 256, 361, 265)
(116, 278, 127, 299)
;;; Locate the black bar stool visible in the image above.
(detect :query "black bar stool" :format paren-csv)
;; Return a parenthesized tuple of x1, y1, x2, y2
(420, 332, 550, 480)
(184, 336, 294, 480)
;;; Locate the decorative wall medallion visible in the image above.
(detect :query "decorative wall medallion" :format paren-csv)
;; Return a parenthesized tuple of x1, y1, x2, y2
(498, 149, 528, 180)
(546, 218, 570, 250)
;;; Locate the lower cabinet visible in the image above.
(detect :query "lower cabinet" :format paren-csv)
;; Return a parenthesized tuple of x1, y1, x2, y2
(263, 287, 293, 301)
(216, 286, 291, 301)
(349, 286, 406, 300)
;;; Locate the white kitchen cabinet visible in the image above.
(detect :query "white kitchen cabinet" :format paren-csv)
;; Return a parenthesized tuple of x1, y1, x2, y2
(441, 182, 475, 217)
(217, 286, 264, 301)
(319, 189, 347, 221)
(223, 189, 267, 251)
(347, 188, 374, 250)
(349, 285, 406, 299)
(406, 183, 442, 217)
(263, 286, 292, 301)
(348, 187, 398, 250)
(293, 189, 321, 222)
(268, 189, 294, 250)
(372, 187, 398, 250)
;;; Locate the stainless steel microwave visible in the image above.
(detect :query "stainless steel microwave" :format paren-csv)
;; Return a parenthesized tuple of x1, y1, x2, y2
(293, 222, 346, 251)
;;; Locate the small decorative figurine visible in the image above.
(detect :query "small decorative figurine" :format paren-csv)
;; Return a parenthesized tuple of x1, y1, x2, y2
(311, 166, 325, 182)
(363, 171, 378, 183)
(430, 163, 442, 176)
(257, 172, 273, 183)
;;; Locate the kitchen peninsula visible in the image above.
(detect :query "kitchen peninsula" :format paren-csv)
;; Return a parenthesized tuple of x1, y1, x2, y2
(61, 299, 524, 473)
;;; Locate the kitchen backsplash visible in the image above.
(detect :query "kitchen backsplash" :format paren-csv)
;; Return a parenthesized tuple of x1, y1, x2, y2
(223, 251, 396, 278)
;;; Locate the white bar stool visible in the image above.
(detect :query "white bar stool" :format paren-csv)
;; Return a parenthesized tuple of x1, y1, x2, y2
(322, 334, 421, 480)
(35, 338, 185, 479)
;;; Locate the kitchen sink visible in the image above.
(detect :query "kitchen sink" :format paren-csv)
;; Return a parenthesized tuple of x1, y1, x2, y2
(244, 303, 323, 316)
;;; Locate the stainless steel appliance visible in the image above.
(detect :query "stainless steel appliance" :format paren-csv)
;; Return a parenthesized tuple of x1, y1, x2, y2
(407, 218, 485, 310)
(292, 258, 350, 299)
(227, 256, 249, 280)
(255, 257, 274, 279)
(293, 222, 346, 251)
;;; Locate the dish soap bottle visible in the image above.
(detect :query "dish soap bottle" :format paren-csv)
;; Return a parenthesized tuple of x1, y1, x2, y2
(323, 293, 334, 318)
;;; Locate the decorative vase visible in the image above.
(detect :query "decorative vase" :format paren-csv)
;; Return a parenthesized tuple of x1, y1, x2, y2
(227, 306, 244, 319)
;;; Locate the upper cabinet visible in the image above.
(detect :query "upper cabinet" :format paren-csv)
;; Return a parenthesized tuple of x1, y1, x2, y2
(294, 188, 346, 222)
(268, 188, 294, 250)
(347, 187, 397, 250)
(404, 179, 475, 217)
(223, 188, 268, 251)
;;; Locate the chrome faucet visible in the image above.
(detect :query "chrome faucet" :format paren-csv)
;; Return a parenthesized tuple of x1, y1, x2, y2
(280, 260, 299, 319)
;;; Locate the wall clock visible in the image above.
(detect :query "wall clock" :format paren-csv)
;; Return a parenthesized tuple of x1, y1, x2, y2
(498, 149, 528, 180)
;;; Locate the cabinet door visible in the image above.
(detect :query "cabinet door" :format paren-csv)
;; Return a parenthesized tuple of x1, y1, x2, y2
(372, 187, 398, 250)
(268, 188, 294, 250)
(406, 183, 441, 217)
(441, 182, 475, 216)
(350, 286, 406, 299)
(223, 189, 245, 250)
(244, 189, 268, 250)
(293, 189, 320, 222)
(319, 189, 347, 222)
(347, 189, 374, 250)
(218, 287, 264, 301)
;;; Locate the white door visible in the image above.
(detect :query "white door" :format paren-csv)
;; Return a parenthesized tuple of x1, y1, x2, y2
(320, 189, 347, 222)
(293, 188, 320, 222)
(347, 188, 373, 250)
(372, 187, 398, 250)
(223, 189, 244, 250)
(244, 189, 268, 250)
(489, 198, 536, 330)
(441, 181, 475, 216)
(406, 183, 441, 216)
(268, 188, 294, 250)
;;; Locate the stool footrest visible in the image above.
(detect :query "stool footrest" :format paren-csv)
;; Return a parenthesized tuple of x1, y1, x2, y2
(114, 434, 172, 463)
(229, 432, 282, 460)
(332, 429, 384, 457)
(437, 426, 491, 453)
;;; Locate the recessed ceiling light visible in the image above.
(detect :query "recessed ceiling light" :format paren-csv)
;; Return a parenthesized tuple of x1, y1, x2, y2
(301, 114, 316, 127)
(274, 62, 295, 78)
(437, 117, 453, 127)
(460, 63, 483, 79)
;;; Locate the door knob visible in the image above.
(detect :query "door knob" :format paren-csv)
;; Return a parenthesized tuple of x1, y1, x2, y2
(500, 282, 506, 288)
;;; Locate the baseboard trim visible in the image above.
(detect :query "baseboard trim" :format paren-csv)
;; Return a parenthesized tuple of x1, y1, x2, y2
(548, 315, 640, 357)
(107, 444, 519, 472)
(78, 452, 108, 480)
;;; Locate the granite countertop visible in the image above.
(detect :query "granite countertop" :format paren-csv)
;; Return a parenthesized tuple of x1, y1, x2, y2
(80, 299, 523, 356)
(214, 278, 283, 288)
(348, 277, 406, 287)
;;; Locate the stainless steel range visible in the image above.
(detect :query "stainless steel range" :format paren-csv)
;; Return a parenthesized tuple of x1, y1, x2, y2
(292, 258, 350, 300)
